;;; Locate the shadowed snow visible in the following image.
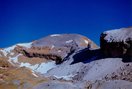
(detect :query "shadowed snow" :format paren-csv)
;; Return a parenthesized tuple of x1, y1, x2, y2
(20, 61, 57, 74)
(83, 58, 124, 81)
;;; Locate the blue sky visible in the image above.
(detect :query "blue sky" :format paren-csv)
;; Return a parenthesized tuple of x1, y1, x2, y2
(0, 0, 131, 48)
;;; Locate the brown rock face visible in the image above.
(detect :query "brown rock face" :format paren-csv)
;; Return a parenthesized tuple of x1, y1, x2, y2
(0, 57, 49, 89)
(19, 34, 98, 64)
(100, 27, 132, 62)
(22, 47, 62, 64)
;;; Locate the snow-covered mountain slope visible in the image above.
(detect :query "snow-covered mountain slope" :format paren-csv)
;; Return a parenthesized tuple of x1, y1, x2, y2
(0, 42, 58, 74)
(0, 42, 32, 56)
(0, 34, 98, 74)
(0, 30, 132, 89)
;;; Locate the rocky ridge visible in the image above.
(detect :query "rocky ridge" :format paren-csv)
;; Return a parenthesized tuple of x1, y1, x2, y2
(0, 27, 132, 89)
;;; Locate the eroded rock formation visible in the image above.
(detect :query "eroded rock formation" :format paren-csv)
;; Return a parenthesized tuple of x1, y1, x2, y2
(100, 27, 132, 62)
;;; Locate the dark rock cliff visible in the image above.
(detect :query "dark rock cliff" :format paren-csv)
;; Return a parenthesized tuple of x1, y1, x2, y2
(100, 27, 132, 62)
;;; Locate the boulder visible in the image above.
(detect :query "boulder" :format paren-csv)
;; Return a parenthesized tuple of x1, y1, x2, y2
(100, 27, 132, 62)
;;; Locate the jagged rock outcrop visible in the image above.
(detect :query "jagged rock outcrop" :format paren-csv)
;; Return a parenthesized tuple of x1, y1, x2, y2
(100, 27, 132, 62)
(22, 34, 98, 64)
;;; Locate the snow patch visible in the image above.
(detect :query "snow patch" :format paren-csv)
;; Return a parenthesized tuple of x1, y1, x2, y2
(10, 52, 15, 56)
(104, 28, 132, 42)
(0, 50, 8, 56)
(20, 61, 57, 74)
(53, 74, 75, 80)
(51, 45, 55, 49)
(35, 61, 56, 74)
(50, 34, 61, 37)
(20, 63, 39, 70)
(1, 42, 32, 56)
(17, 42, 32, 48)
(1, 45, 16, 56)
(4, 45, 16, 53)
(58, 50, 62, 53)
(32, 71, 38, 77)
(9, 54, 22, 63)
(65, 40, 73, 43)
(84, 40, 89, 44)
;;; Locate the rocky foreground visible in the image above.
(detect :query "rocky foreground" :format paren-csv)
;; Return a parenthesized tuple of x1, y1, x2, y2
(0, 27, 132, 89)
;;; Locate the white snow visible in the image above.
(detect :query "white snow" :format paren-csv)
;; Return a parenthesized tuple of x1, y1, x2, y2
(35, 61, 56, 74)
(0, 42, 32, 56)
(58, 50, 62, 53)
(10, 52, 15, 56)
(17, 42, 32, 48)
(84, 40, 89, 44)
(9, 54, 22, 63)
(104, 28, 132, 42)
(46, 62, 84, 80)
(20, 63, 39, 70)
(53, 74, 76, 80)
(20, 61, 57, 74)
(50, 34, 61, 37)
(51, 45, 55, 49)
(1, 45, 16, 56)
(65, 40, 73, 43)
(0, 50, 8, 56)
(32, 71, 38, 77)
(4, 45, 16, 53)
